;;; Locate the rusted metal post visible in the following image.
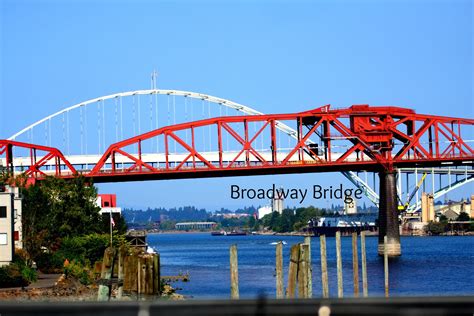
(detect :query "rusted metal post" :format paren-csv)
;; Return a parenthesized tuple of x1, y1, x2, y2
(230, 244, 239, 299)
(276, 242, 284, 299)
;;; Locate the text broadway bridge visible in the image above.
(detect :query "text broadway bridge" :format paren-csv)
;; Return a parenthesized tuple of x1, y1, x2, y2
(1, 89, 473, 256)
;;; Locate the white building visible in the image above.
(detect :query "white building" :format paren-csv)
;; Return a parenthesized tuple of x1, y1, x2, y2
(0, 186, 22, 266)
(257, 205, 272, 219)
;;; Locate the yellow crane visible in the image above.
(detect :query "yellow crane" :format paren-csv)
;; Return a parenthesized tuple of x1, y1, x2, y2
(398, 173, 427, 211)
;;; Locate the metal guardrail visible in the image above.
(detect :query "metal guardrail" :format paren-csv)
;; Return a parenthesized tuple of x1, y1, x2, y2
(1, 297, 473, 316)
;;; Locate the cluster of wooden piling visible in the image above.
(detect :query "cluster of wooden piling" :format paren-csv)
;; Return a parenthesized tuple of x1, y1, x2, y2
(230, 231, 391, 299)
(97, 246, 161, 301)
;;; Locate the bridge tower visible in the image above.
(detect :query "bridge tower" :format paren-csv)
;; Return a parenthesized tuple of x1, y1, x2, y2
(378, 170, 400, 256)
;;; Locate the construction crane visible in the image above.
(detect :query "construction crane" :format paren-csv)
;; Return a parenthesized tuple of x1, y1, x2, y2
(398, 173, 428, 212)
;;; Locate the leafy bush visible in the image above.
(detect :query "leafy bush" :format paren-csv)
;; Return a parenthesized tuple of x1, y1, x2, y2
(57, 234, 109, 265)
(65, 260, 91, 285)
(0, 264, 29, 288)
(21, 265, 38, 283)
(426, 222, 446, 235)
(84, 234, 109, 264)
(12, 249, 38, 283)
(36, 252, 64, 273)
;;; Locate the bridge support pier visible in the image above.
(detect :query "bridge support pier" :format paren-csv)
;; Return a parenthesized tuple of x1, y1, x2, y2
(378, 170, 401, 256)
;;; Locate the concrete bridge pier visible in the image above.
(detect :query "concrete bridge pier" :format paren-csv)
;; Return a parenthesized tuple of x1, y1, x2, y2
(378, 170, 401, 256)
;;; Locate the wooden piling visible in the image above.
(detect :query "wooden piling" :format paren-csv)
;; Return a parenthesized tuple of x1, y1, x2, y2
(153, 253, 161, 296)
(124, 253, 138, 293)
(141, 257, 147, 294)
(276, 242, 284, 299)
(336, 231, 343, 298)
(137, 256, 142, 295)
(117, 246, 126, 299)
(286, 244, 300, 298)
(320, 235, 329, 298)
(230, 244, 239, 299)
(384, 235, 389, 298)
(298, 244, 309, 298)
(352, 232, 359, 297)
(97, 247, 116, 301)
(146, 256, 154, 294)
(361, 231, 368, 297)
(304, 236, 312, 298)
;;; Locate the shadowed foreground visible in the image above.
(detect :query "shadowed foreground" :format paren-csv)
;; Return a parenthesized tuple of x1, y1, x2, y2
(1, 297, 473, 316)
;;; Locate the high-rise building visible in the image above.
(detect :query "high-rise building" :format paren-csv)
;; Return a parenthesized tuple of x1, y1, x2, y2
(272, 188, 284, 214)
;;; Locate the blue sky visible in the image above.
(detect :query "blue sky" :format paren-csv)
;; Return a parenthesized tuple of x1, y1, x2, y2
(1, 0, 472, 210)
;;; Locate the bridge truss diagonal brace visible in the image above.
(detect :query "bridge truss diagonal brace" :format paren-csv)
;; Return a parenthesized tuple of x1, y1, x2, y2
(0, 139, 77, 180)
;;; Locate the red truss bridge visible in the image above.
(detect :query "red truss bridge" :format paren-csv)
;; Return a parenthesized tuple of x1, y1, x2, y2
(1, 88, 473, 256)
(1, 104, 472, 182)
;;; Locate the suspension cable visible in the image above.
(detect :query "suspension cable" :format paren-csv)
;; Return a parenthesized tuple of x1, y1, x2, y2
(80, 106, 84, 155)
(84, 107, 88, 154)
(133, 94, 136, 136)
(97, 102, 101, 153)
(208, 100, 211, 151)
(120, 96, 123, 141)
(102, 100, 106, 153)
(185, 96, 188, 143)
(137, 94, 141, 134)
(154, 92, 158, 152)
(115, 97, 119, 142)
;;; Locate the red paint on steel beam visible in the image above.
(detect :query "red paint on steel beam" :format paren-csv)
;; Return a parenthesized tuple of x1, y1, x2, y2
(2, 105, 473, 183)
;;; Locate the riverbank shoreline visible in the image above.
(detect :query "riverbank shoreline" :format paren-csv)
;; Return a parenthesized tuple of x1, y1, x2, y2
(147, 230, 474, 237)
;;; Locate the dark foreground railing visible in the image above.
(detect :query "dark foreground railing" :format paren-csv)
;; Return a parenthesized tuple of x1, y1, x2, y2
(1, 297, 474, 316)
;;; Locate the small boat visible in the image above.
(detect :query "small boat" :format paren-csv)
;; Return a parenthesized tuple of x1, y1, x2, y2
(227, 230, 248, 236)
(270, 241, 287, 245)
(211, 231, 227, 236)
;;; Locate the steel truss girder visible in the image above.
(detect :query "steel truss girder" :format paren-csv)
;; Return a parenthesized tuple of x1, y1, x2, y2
(2, 105, 473, 185)
(0, 140, 77, 180)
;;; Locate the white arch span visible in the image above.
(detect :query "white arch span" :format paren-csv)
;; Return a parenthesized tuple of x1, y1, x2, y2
(8, 88, 378, 204)
(8, 89, 298, 141)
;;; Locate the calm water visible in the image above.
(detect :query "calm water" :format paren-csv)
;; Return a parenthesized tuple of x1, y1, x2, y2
(149, 233, 474, 299)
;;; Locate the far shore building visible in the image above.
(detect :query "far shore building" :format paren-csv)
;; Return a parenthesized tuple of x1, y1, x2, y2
(257, 205, 272, 219)
(272, 188, 284, 214)
(221, 213, 250, 219)
(175, 222, 217, 230)
(344, 197, 357, 215)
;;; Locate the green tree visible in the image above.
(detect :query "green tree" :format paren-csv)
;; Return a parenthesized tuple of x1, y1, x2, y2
(425, 221, 446, 235)
(438, 214, 448, 223)
(21, 176, 106, 259)
(456, 211, 470, 222)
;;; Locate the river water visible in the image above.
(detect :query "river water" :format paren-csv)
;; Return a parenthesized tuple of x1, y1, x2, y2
(148, 233, 474, 299)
